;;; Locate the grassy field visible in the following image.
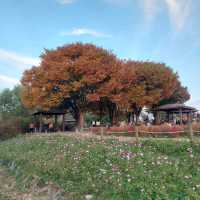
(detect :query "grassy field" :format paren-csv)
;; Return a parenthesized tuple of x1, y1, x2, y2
(0, 135, 200, 199)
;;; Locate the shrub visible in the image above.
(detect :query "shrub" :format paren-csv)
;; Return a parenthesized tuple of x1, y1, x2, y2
(0, 118, 21, 139)
(193, 123, 200, 132)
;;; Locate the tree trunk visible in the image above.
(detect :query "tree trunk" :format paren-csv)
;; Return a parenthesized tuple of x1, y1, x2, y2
(70, 104, 82, 131)
(108, 102, 117, 126)
(108, 107, 114, 126)
(113, 108, 119, 126)
(132, 113, 135, 124)
(133, 106, 142, 125)
(78, 111, 84, 132)
(127, 112, 131, 123)
(54, 115, 58, 131)
(99, 102, 103, 123)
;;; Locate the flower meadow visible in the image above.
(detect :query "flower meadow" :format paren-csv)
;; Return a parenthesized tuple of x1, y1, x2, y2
(1, 135, 200, 199)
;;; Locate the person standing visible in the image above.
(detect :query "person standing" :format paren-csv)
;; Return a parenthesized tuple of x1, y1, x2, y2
(29, 123, 35, 133)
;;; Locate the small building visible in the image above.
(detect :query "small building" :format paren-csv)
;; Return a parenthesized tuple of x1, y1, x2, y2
(152, 103, 198, 125)
(33, 108, 76, 132)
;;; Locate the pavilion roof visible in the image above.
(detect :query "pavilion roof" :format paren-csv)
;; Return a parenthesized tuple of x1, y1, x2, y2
(33, 108, 67, 116)
(153, 103, 198, 113)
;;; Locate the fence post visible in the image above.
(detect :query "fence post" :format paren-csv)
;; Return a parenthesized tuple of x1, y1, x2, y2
(188, 121, 194, 143)
(135, 126, 140, 144)
(101, 127, 104, 140)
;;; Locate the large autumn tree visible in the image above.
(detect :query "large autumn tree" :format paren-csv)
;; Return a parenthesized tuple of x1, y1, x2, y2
(92, 60, 190, 125)
(21, 43, 119, 129)
(21, 43, 190, 128)
(125, 61, 189, 123)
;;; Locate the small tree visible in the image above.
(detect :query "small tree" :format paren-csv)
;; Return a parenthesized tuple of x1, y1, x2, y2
(0, 86, 32, 138)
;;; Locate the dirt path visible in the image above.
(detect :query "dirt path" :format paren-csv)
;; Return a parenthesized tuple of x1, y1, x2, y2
(28, 132, 192, 143)
(0, 167, 26, 200)
(0, 167, 65, 200)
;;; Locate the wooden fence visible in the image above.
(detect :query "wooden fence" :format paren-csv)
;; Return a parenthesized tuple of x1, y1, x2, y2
(91, 124, 200, 143)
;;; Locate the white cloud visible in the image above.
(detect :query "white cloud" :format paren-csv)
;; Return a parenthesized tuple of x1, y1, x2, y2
(0, 49, 40, 70)
(140, 0, 192, 31)
(165, 0, 192, 31)
(0, 74, 19, 89)
(104, 0, 192, 30)
(140, 0, 159, 20)
(187, 99, 200, 111)
(56, 0, 76, 5)
(60, 28, 112, 38)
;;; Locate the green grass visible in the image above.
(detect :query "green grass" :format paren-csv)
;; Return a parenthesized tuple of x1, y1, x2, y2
(0, 135, 200, 199)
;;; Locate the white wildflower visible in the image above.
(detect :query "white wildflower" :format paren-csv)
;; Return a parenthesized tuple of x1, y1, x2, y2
(85, 194, 93, 200)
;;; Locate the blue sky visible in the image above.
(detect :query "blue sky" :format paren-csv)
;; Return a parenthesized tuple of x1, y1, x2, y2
(0, 0, 199, 108)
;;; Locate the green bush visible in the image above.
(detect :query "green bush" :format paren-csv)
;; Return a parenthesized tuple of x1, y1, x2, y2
(0, 86, 33, 139)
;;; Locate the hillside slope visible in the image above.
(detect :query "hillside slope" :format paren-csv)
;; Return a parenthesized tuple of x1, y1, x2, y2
(0, 135, 200, 199)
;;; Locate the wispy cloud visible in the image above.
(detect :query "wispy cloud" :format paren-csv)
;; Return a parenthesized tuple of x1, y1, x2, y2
(0, 74, 19, 89)
(60, 28, 112, 38)
(140, 0, 159, 21)
(165, 0, 192, 31)
(56, 0, 76, 5)
(139, 0, 192, 31)
(0, 49, 40, 70)
(187, 99, 200, 111)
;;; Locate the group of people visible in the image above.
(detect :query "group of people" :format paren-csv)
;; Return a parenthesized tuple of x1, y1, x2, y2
(29, 122, 55, 133)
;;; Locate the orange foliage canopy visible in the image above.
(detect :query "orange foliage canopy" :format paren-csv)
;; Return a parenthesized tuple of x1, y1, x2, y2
(21, 43, 190, 126)
(21, 43, 121, 126)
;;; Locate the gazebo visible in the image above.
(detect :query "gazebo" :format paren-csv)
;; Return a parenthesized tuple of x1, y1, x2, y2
(152, 103, 198, 125)
(33, 108, 75, 132)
